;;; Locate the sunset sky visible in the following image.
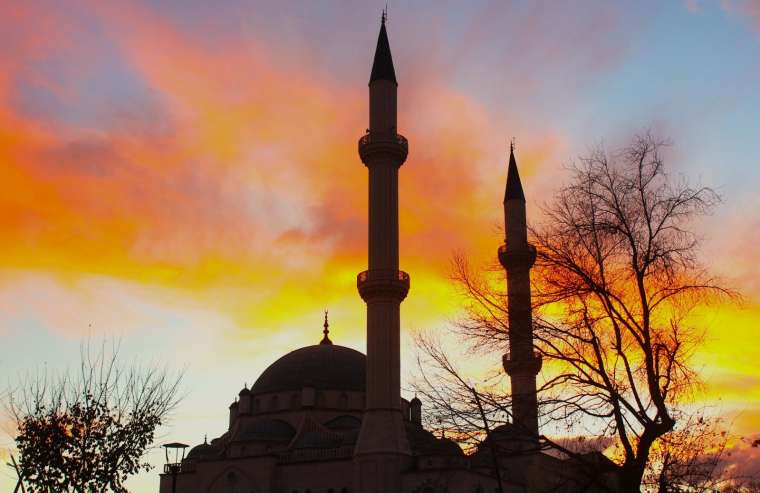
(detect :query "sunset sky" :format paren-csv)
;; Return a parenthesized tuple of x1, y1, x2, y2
(1, 1, 759, 490)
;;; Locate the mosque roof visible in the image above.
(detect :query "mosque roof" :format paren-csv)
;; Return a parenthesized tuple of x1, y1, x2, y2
(251, 343, 366, 395)
(234, 419, 296, 442)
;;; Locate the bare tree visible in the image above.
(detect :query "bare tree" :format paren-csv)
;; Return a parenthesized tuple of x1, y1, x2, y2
(644, 412, 760, 493)
(5, 341, 182, 493)
(415, 134, 736, 492)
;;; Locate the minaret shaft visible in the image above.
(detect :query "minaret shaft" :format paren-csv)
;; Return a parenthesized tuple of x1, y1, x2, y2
(370, 80, 397, 134)
(368, 163, 399, 272)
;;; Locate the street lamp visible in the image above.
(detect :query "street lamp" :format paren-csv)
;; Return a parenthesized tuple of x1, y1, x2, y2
(163, 442, 188, 493)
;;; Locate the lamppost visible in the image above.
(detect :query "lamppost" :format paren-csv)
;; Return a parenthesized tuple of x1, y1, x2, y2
(163, 442, 188, 493)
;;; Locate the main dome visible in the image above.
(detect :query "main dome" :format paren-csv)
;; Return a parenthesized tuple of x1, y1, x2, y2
(251, 344, 366, 395)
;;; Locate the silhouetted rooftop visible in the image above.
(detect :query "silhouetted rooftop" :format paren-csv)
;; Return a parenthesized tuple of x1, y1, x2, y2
(369, 19, 397, 85)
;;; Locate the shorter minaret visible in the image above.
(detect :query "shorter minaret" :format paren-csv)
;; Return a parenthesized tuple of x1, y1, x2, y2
(498, 143, 541, 440)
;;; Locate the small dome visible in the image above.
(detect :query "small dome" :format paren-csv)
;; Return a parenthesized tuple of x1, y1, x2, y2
(186, 442, 219, 460)
(406, 423, 464, 457)
(239, 386, 250, 396)
(251, 344, 366, 395)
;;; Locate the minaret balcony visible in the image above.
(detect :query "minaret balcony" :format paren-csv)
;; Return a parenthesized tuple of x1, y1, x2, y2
(358, 132, 408, 165)
(357, 269, 410, 301)
(502, 352, 542, 376)
(498, 243, 537, 270)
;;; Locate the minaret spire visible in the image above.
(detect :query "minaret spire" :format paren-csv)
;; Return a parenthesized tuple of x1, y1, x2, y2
(369, 12, 397, 85)
(498, 144, 541, 444)
(504, 139, 525, 202)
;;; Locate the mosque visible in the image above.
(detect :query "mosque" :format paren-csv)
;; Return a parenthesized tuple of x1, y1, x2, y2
(159, 15, 615, 493)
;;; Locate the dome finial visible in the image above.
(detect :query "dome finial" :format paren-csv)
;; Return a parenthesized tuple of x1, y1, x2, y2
(204, 434, 208, 445)
(320, 309, 333, 345)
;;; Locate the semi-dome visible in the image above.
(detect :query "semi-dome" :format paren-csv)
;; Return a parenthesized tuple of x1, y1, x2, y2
(251, 344, 366, 395)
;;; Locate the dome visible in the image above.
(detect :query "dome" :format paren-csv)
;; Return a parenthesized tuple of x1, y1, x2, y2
(186, 441, 220, 460)
(251, 344, 366, 395)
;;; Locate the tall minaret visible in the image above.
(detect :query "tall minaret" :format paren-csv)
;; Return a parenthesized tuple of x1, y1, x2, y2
(498, 143, 542, 440)
(354, 13, 411, 492)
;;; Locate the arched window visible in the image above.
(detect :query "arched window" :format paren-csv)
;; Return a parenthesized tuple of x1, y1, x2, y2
(270, 395, 279, 410)
(290, 393, 299, 409)
(253, 399, 259, 412)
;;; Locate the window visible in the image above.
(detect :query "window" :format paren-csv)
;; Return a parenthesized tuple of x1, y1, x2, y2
(270, 395, 279, 410)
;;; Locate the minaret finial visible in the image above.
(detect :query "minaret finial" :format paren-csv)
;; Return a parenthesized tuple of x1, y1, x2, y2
(320, 309, 333, 345)
(382, 5, 387, 25)
(204, 434, 208, 445)
(510, 137, 515, 154)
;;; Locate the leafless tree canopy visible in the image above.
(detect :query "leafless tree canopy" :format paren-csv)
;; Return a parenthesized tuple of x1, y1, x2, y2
(414, 134, 737, 492)
(6, 341, 182, 493)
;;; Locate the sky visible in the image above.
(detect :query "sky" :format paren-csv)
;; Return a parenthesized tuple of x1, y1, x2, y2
(1, 0, 759, 490)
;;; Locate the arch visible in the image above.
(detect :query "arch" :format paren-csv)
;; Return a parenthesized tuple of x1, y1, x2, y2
(290, 392, 299, 409)
(253, 398, 260, 412)
(324, 415, 361, 431)
(270, 394, 279, 411)
(205, 466, 256, 493)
